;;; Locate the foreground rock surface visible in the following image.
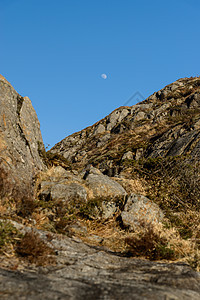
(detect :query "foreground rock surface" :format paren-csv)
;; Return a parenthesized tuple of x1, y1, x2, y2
(0, 230, 200, 300)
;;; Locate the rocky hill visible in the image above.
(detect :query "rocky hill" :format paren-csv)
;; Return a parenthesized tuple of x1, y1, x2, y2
(50, 77, 200, 172)
(0, 75, 200, 299)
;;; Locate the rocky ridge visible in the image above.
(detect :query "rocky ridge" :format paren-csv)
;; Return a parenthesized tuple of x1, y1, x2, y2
(0, 75, 200, 299)
(50, 76, 200, 174)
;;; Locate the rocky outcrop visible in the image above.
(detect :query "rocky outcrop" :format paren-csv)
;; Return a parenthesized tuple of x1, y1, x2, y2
(39, 166, 126, 201)
(0, 224, 200, 300)
(84, 166, 126, 199)
(44, 76, 200, 274)
(38, 166, 127, 220)
(1, 75, 200, 299)
(49, 77, 200, 174)
(0, 75, 45, 202)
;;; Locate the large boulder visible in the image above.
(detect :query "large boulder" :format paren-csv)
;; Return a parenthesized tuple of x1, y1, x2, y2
(39, 181, 87, 203)
(84, 166, 127, 199)
(38, 166, 87, 203)
(0, 75, 45, 202)
(121, 194, 164, 230)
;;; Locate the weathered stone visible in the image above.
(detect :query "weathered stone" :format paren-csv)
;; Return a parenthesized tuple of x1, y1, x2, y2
(185, 93, 200, 108)
(118, 108, 129, 122)
(159, 90, 168, 100)
(101, 201, 118, 219)
(0, 75, 44, 201)
(97, 133, 111, 147)
(45, 166, 82, 182)
(50, 166, 68, 178)
(121, 194, 164, 230)
(84, 165, 102, 176)
(0, 225, 199, 299)
(39, 181, 87, 202)
(149, 127, 200, 158)
(134, 111, 146, 121)
(93, 124, 105, 135)
(106, 109, 129, 131)
(51, 182, 87, 202)
(110, 123, 125, 134)
(122, 151, 134, 160)
(106, 112, 119, 131)
(86, 173, 126, 199)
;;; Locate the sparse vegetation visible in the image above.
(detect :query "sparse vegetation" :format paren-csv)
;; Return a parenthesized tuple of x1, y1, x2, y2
(125, 224, 177, 260)
(15, 231, 55, 266)
(1, 76, 200, 272)
(46, 152, 72, 169)
(0, 221, 21, 253)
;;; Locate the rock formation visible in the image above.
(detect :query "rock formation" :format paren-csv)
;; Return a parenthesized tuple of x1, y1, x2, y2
(0, 225, 200, 299)
(50, 77, 200, 174)
(0, 74, 200, 299)
(0, 75, 45, 205)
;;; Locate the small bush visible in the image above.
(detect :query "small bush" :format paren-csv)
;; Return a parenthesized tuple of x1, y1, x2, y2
(16, 231, 55, 265)
(16, 198, 38, 217)
(125, 223, 178, 260)
(46, 152, 72, 169)
(0, 221, 21, 252)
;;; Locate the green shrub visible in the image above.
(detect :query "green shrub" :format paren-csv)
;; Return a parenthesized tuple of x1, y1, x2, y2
(0, 221, 21, 252)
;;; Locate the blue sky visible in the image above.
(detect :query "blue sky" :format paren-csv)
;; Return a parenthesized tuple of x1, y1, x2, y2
(1, 0, 200, 148)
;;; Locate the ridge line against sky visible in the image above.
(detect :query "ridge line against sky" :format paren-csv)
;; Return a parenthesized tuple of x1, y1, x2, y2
(1, 0, 200, 147)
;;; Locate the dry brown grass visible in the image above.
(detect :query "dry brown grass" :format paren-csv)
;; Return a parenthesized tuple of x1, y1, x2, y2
(67, 213, 199, 270)
(125, 221, 193, 260)
(112, 177, 146, 195)
(78, 218, 127, 252)
(15, 231, 55, 266)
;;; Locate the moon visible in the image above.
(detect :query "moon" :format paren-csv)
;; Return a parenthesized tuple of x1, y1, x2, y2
(101, 73, 107, 79)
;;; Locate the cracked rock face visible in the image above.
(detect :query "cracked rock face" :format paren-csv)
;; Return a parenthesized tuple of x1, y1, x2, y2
(0, 228, 200, 300)
(0, 75, 45, 201)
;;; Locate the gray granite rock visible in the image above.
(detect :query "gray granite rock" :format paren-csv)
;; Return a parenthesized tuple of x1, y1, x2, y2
(122, 151, 134, 160)
(39, 181, 87, 203)
(51, 182, 87, 202)
(0, 75, 45, 201)
(93, 124, 106, 135)
(121, 194, 164, 230)
(0, 227, 199, 299)
(86, 173, 127, 199)
(101, 201, 118, 219)
(97, 133, 111, 147)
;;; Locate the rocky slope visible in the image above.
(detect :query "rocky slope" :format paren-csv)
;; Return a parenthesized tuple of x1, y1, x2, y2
(47, 76, 200, 269)
(0, 75, 200, 299)
(50, 76, 200, 174)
